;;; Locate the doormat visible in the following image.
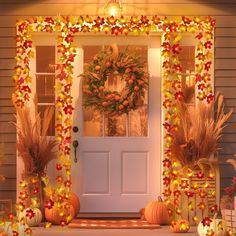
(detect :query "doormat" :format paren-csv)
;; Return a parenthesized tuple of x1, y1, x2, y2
(68, 219, 160, 229)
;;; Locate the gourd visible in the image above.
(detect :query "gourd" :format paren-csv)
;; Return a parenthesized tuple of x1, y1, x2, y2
(0, 222, 26, 235)
(45, 203, 75, 225)
(18, 207, 42, 227)
(170, 219, 190, 233)
(197, 213, 227, 236)
(144, 196, 170, 225)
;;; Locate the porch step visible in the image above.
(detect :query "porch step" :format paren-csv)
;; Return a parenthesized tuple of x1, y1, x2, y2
(77, 213, 140, 219)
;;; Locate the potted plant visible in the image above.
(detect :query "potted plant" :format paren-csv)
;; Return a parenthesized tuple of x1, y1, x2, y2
(12, 95, 58, 216)
(170, 92, 232, 173)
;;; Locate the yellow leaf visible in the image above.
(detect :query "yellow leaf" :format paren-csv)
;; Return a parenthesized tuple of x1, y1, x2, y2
(41, 175, 49, 185)
(55, 15, 62, 23)
(70, 16, 78, 25)
(25, 76, 32, 83)
(55, 83, 63, 93)
(66, 215, 73, 223)
(44, 186, 53, 197)
(197, 42, 204, 51)
(206, 51, 213, 60)
(37, 16, 44, 23)
(173, 34, 182, 43)
(44, 222, 52, 228)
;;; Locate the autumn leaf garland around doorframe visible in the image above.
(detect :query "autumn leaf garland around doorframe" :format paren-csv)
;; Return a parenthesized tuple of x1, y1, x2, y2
(11, 15, 216, 234)
(81, 44, 148, 115)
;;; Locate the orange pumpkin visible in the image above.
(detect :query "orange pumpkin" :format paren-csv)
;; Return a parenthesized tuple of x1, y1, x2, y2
(67, 192, 80, 215)
(45, 203, 75, 225)
(170, 219, 190, 233)
(144, 196, 170, 225)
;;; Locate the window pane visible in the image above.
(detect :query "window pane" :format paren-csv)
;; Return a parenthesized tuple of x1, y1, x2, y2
(36, 46, 55, 73)
(83, 107, 102, 136)
(129, 105, 148, 136)
(127, 46, 148, 137)
(83, 46, 102, 136)
(36, 75, 55, 103)
(38, 105, 55, 136)
(179, 46, 195, 73)
(104, 114, 126, 136)
(179, 46, 195, 104)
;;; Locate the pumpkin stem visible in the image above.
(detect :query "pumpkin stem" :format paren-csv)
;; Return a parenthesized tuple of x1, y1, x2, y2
(158, 196, 163, 202)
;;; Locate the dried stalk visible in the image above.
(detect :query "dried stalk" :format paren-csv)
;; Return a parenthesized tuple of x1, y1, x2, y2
(13, 96, 58, 175)
(170, 92, 233, 168)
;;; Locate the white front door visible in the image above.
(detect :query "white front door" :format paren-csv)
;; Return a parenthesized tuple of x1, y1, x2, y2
(71, 36, 161, 213)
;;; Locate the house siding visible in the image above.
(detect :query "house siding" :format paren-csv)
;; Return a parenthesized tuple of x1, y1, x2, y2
(0, 0, 236, 204)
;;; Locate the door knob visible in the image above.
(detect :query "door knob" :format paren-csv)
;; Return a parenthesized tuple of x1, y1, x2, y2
(73, 140, 79, 163)
(73, 126, 79, 133)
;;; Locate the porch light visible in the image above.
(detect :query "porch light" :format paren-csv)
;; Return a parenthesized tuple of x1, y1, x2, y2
(104, 0, 122, 17)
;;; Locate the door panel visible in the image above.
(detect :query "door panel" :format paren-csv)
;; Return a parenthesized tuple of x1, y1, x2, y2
(71, 36, 161, 213)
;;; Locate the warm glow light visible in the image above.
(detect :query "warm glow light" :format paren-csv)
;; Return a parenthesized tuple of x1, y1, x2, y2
(104, 0, 122, 16)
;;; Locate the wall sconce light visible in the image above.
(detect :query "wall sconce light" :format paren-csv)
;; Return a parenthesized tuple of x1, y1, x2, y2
(104, 0, 122, 17)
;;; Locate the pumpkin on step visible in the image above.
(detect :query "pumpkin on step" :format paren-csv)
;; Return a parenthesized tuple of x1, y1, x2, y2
(197, 214, 227, 236)
(18, 207, 42, 227)
(170, 219, 190, 233)
(45, 203, 75, 225)
(144, 196, 170, 225)
(66, 192, 80, 215)
(0, 222, 26, 235)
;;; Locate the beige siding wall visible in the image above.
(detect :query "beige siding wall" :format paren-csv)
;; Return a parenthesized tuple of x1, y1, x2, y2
(0, 0, 236, 203)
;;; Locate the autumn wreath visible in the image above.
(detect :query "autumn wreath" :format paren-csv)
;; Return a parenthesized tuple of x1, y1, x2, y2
(81, 45, 148, 115)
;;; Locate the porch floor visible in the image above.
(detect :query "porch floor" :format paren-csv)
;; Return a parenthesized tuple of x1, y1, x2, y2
(32, 225, 198, 236)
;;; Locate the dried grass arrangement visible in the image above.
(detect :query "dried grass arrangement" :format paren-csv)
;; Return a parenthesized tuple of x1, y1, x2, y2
(170, 92, 233, 170)
(13, 96, 58, 176)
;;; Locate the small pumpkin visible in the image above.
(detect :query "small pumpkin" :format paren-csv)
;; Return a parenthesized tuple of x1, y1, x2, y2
(67, 192, 80, 215)
(170, 219, 190, 233)
(0, 222, 26, 235)
(18, 207, 42, 227)
(45, 203, 75, 225)
(144, 196, 170, 225)
(197, 213, 227, 236)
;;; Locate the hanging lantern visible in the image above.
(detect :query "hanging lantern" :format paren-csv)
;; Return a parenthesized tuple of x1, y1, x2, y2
(104, 0, 122, 17)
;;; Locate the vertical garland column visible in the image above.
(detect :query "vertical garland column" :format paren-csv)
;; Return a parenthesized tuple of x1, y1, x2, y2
(194, 16, 217, 225)
(14, 20, 33, 106)
(195, 16, 215, 103)
(51, 16, 76, 226)
(161, 17, 184, 219)
(12, 19, 37, 235)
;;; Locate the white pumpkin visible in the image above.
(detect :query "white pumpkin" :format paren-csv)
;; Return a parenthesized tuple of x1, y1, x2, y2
(18, 207, 42, 227)
(0, 221, 26, 236)
(197, 215, 227, 236)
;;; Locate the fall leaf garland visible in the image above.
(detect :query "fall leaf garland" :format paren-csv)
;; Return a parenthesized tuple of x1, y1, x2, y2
(10, 15, 216, 234)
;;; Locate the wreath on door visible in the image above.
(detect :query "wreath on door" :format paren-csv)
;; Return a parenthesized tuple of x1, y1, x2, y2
(81, 44, 148, 115)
